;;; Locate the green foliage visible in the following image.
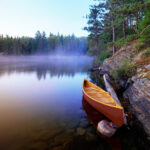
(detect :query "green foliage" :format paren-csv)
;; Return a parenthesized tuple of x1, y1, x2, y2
(0, 32, 88, 55)
(138, 7, 150, 46)
(136, 42, 145, 50)
(109, 34, 137, 49)
(87, 38, 99, 56)
(142, 47, 150, 59)
(85, 0, 148, 56)
(113, 38, 126, 48)
(84, 2, 107, 55)
(99, 50, 112, 64)
(126, 34, 137, 42)
(135, 41, 147, 54)
(110, 69, 119, 82)
(110, 59, 137, 81)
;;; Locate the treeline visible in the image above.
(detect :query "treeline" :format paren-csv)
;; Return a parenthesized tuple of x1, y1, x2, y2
(85, 0, 150, 61)
(0, 31, 87, 55)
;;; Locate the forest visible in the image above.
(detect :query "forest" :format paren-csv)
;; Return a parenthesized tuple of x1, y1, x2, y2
(85, 0, 150, 64)
(0, 31, 87, 55)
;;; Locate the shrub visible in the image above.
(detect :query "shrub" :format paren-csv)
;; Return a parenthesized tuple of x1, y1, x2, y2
(110, 59, 137, 81)
(142, 47, 150, 59)
(138, 10, 150, 46)
(126, 34, 137, 42)
(136, 42, 145, 51)
(114, 38, 126, 48)
(107, 42, 114, 48)
(110, 69, 119, 81)
(108, 39, 126, 49)
(108, 34, 137, 49)
(99, 51, 112, 64)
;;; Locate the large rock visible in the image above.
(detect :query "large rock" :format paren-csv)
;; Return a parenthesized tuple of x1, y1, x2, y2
(124, 74, 150, 136)
(101, 44, 136, 72)
(100, 43, 150, 137)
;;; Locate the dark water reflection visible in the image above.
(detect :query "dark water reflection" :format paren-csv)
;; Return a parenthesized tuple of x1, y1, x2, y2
(0, 56, 149, 150)
(0, 56, 97, 150)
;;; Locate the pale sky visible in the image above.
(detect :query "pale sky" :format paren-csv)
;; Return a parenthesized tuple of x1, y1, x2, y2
(0, 0, 95, 37)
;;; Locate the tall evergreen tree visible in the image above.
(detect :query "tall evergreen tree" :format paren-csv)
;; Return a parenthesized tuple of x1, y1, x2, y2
(85, 0, 150, 58)
(84, 3, 105, 55)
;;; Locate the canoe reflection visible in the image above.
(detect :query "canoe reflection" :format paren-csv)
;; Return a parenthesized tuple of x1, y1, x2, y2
(82, 97, 122, 150)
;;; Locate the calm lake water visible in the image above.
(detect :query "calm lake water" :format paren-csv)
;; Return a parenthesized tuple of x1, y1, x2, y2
(0, 56, 149, 150)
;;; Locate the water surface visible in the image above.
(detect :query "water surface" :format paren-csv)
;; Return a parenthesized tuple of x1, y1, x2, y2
(0, 56, 149, 150)
(0, 56, 99, 150)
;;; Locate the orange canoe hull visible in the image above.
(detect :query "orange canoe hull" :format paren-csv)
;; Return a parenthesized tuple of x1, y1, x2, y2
(82, 79, 124, 127)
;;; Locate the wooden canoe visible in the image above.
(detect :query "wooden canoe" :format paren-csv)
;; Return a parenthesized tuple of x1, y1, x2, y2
(82, 78, 124, 127)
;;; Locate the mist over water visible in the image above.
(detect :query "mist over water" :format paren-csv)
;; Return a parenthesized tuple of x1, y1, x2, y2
(0, 55, 93, 79)
(0, 55, 95, 150)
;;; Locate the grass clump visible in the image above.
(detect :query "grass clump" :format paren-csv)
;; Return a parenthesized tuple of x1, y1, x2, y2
(135, 41, 146, 54)
(110, 59, 137, 81)
(142, 47, 150, 59)
(136, 42, 145, 50)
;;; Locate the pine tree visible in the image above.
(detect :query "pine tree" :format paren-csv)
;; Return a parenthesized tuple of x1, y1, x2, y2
(84, 2, 105, 55)
(138, 5, 150, 46)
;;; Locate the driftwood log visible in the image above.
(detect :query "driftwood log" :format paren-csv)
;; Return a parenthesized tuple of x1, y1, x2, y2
(96, 74, 127, 137)
(103, 74, 127, 125)
(88, 69, 127, 136)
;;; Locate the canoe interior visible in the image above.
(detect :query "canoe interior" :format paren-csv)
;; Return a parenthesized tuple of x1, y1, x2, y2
(83, 79, 122, 108)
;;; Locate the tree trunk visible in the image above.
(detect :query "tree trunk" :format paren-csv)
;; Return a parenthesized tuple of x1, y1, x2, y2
(130, 16, 132, 28)
(112, 25, 116, 55)
(95, 38, 99, 55)
(121, 0, 126, 39)
(123, 19, 126, 39)
(136, 12, 138, 30)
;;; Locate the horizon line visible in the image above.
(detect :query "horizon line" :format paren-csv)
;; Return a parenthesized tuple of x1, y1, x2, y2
(0, 32, 88, 38)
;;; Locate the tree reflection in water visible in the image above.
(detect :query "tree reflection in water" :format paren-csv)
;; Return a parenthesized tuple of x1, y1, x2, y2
(0, 56, 93, 79)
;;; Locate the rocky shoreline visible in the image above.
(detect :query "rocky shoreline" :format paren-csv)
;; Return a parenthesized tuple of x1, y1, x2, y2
(93, 43, 150, 139)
